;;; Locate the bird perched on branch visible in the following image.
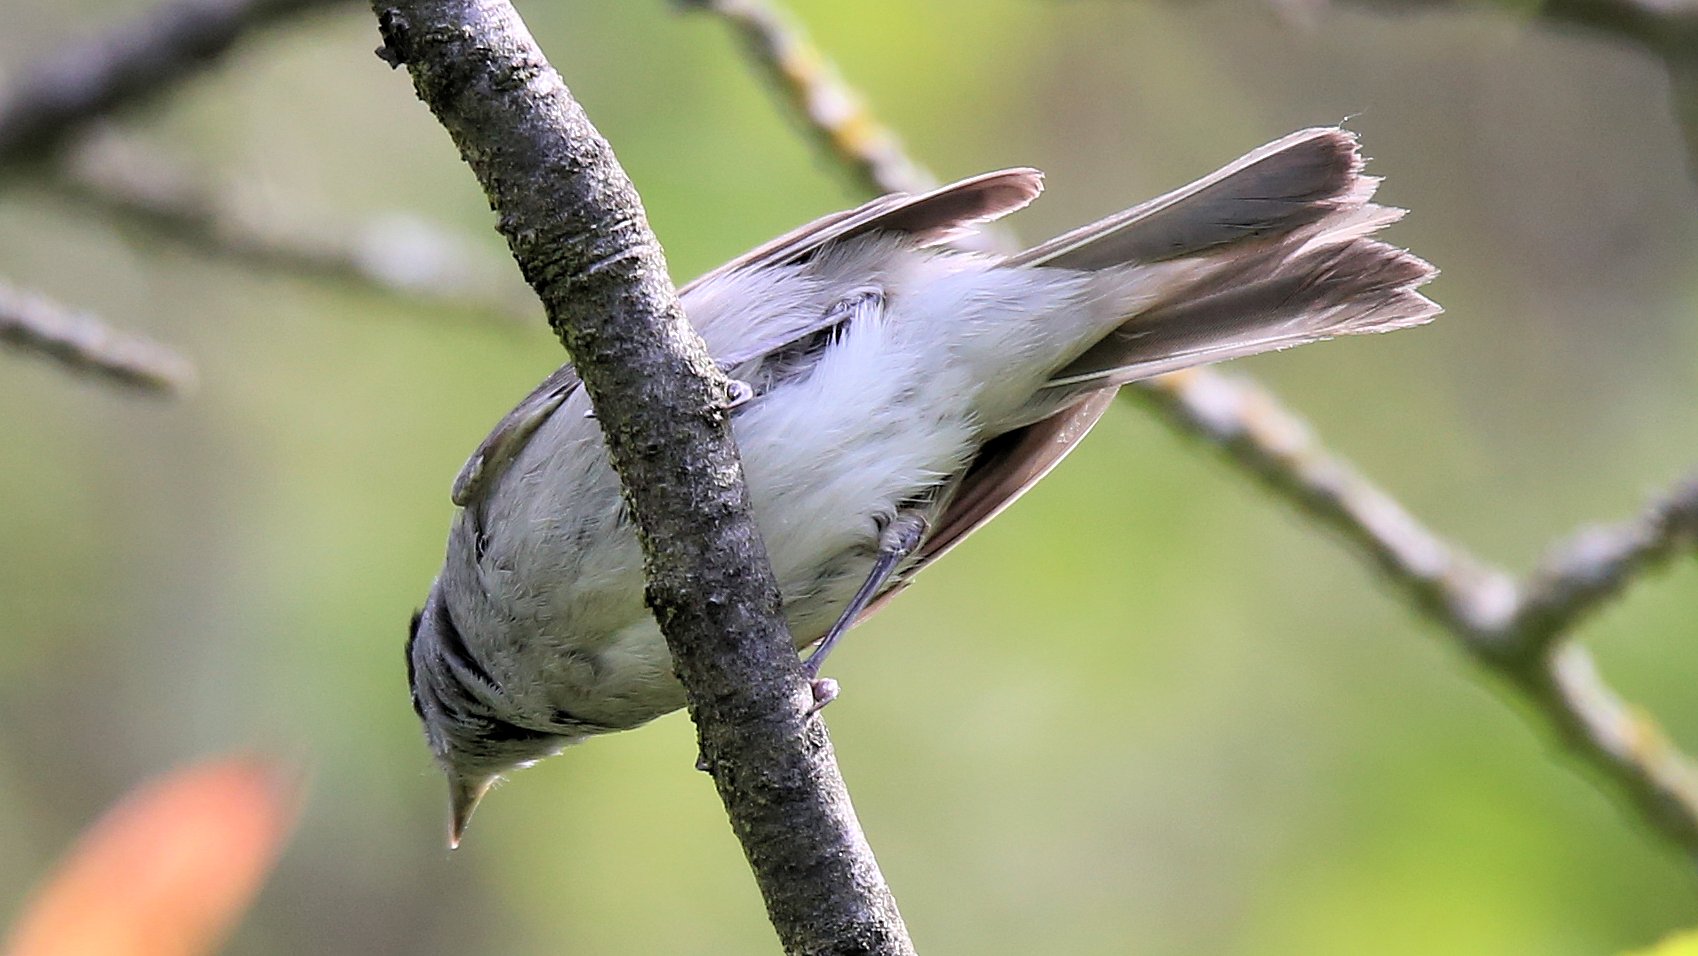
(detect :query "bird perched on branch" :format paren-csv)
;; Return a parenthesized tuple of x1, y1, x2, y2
(406, 127, 1438, 845)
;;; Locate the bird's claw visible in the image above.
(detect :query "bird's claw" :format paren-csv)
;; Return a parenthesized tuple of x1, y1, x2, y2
(806, 677, 839, 717)
(723, 379, 755, 411)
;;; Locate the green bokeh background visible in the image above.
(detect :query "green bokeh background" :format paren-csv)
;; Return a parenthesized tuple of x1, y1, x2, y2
(3, 1, 1697, 953)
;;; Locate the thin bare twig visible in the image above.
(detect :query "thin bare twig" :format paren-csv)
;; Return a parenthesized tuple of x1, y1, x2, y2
(0, 279, 195, 395)
(1143, 370, 1698, 850)
(688, 0, 1698, 861)
(0, 0, 354, 172)
(1512, 475, 1698, 651)
(1138, 369, 1518, 643)
(674, 0, 922, 198)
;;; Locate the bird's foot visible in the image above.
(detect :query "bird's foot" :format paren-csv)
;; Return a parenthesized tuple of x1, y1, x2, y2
(806, 677, 839, 717)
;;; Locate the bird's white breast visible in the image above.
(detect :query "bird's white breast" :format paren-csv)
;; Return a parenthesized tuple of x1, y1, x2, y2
(447, 238, 1105, 729)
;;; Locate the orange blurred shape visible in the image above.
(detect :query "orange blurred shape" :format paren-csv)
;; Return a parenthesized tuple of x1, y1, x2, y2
(4, 756, 303, 956)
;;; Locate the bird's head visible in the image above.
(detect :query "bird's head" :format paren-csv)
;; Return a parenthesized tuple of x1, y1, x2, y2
(406, 586, 572, 847)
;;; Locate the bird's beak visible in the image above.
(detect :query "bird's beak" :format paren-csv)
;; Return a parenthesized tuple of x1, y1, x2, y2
(446, 771, 494, 849)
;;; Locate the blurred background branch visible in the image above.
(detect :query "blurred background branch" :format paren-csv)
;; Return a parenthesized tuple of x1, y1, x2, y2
(48, 144, 537, 325)
(0, 277, 194, 394)
(684, 0, 1698, 861)
(0, 0, 352, 171)
(0, 0, 531, 350)
(1145, 370, 1698, 852)
(1292, 0, 1698, 63)
(1283, 0, 1698, 164)
(673, 0, 923, 199)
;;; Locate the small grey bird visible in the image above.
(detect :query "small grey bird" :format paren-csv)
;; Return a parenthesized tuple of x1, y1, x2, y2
(407, 128, 1437, 845)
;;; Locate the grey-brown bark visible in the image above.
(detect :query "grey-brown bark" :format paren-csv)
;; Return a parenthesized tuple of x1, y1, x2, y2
(367, 1, 915, 953)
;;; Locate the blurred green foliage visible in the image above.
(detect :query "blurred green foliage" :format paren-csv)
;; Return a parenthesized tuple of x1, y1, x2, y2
(1628, 928, 1698, 956)
(2, 1, 1697, 954)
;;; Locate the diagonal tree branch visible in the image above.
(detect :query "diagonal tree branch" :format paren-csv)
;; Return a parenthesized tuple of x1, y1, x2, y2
(687, 0, 1698, 862)
(0, 278, 195, 395)
(674, 0, 922, 200)
(1144, 370, 1698, 851)
(367, 1, 914, 953)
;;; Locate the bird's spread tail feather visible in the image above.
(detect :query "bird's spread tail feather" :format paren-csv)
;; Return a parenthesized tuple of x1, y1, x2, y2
(1009, 128, 1438, 403)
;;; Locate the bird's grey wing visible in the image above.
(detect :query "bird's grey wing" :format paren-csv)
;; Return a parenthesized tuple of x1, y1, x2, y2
(451, 364, 581, 507)
(451, 169, 1046, 507)
(677, 167, 1043, 299)
(858, 389, 1119, 621)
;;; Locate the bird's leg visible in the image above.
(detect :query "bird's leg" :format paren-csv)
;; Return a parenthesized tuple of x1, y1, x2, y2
(803, 510, 929, 714)
(592, 378, 754, 420)
(682, 289, 884, 424)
